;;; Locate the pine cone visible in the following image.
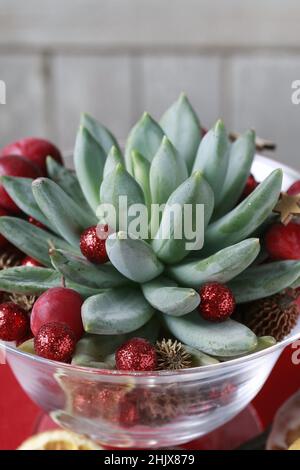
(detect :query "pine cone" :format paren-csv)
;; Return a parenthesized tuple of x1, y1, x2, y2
(242, 290, 299, 341)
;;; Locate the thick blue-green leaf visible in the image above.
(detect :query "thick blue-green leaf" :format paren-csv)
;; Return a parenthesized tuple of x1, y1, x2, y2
(50, 248, 129, 289)
(74, 126, 106, 212)
(103, 146, 124, 178)
(163, 311, 257, 357)
(142, 276, 200, 316)
(82, 288, 155, 334)
(32, 178, 96, 247)
(131, 150, 151, 213)
(167, 239, 260, 288)
(106, 232, 164, 283)
(192, 120, 229, 204)
(160, 93, 201, 172)
(80, 113, 120, 154)
(0, 217, 74, 267)
(125, 112, 164, 173)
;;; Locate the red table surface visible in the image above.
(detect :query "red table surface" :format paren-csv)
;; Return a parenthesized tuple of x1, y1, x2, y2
(0, 345, 299, 450)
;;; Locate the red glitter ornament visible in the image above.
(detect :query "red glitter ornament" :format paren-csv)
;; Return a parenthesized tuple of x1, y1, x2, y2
(80, 225, 110, 264)
(34, 322, 76, 363)
(21, 256, 43, 267)
(0, 302, 29, 341)
(199, 283, 236, 322)
(115, 337, 157, 371)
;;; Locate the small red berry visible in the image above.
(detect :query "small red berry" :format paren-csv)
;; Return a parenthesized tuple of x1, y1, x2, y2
(240, 174, 259, 201)
(80, 225, 110, 264)
(28, 216, 45, 230)
(21, 256, 43, 267)
(265, 222, 300, 260)
(288, 180, 300, 196)
(0, 302, 29, 341)
(34, 322, 76, 363)
(31, 287, 84, 340)
(1, 138, 63, 175)
(115, 337, 157, 372)
(0, 155, 41, 213)
(199, 282, 236, 322)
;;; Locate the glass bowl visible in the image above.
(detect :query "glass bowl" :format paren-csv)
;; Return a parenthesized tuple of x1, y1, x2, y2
(1, 154, 300, 449)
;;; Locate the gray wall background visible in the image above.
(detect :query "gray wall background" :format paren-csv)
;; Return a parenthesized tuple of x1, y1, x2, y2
(1, 0, 300, 169)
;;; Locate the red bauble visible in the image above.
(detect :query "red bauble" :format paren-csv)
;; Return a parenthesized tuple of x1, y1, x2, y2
(240, 174, 258, 200)
(265, 222, 300, 260)
(288, 180, 300, 196)
(34, 322, 76, 363)
(0, 155, 41, 213)
(0, 302, 29, 341)
(199, 283, 236, 322)
(21, 256, 43, 267)
(115, 337, 157, 372)
(80, 225, 109, 264)
(28, 216, 45, 230)
(31, 287, 84, 340)
(0, 207, 10, 248)
(1, 138, 63, 175)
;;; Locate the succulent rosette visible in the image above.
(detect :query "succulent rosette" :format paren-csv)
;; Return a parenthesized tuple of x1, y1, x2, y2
(0, 93, 298, 368)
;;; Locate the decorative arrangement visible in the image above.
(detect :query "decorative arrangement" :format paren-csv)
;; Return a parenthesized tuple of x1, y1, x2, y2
(0, 93, 299, 377)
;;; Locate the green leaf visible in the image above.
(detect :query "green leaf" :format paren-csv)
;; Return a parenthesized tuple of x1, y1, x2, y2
(103, 146, 124, 178)
(142, 276, 200, 316)
(0, 266, 100, 298)
(50, 248, 129, 289)
(229, 260, 300, 303)
(204, 169, 283, 254)
(131, 150, 152, 213)
(0, 217, 74, 267)
(152, 171, 214, 264)
(82, 288, 155, 335)
(74, 126, 106, 212)
(125, 112, 164, 173)
(167, 239, 260, 288)
(99, 164, 145, 231)
(214, 130, 256, 219)
(80, 113, 120, 155)
(184, 346, 220, 366)
(106, 232, 164, 283)
(150, 136, 188, 206)
(163, 311, 257, 357)
(32, 178, 95, 247)
(160, 93, 201, 172)
(192, 120, 229, 205)
(46, 156, 95, 216)
(0, 176, 56, 233)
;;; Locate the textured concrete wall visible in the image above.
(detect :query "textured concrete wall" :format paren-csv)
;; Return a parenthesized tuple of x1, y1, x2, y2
(0, 0, 300, 170)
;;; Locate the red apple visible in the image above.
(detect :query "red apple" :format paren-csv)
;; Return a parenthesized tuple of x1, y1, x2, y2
(1, 138, 63, 175)
(31, 287, 84, 340)
(0, 155, 41, 213)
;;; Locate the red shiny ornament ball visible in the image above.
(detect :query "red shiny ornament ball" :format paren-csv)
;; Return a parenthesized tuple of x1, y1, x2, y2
(240, 174, 259, 201)
(0, 207, 10, 248)
(80, 225, 109, 264)
(31, 287, 84, 340)
(28, 216, 45, 230)
(288, 180, 300, 196)
(265, 222, 300, 260)
(34, 322, 76, 363)
(0, 155, 41, 213)
(21, 256, 43, 267)
(199, 283, 236, 322)
(115, 337, 157, 372)
(1, 137, 63, 175)
(0, 302, 29, 341)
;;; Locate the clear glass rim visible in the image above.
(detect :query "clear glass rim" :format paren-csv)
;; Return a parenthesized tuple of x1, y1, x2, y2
(1, 154, 300, 381)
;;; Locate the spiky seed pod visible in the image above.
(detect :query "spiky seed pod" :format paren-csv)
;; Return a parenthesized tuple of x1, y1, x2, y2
(9, 293, 36, 312)
(0, 248, 22, 270)
(155, 338, 192, 370)
(242, 289, 299, 341)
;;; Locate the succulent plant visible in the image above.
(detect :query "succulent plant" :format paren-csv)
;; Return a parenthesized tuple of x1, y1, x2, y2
(0, 93, 299, 364)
